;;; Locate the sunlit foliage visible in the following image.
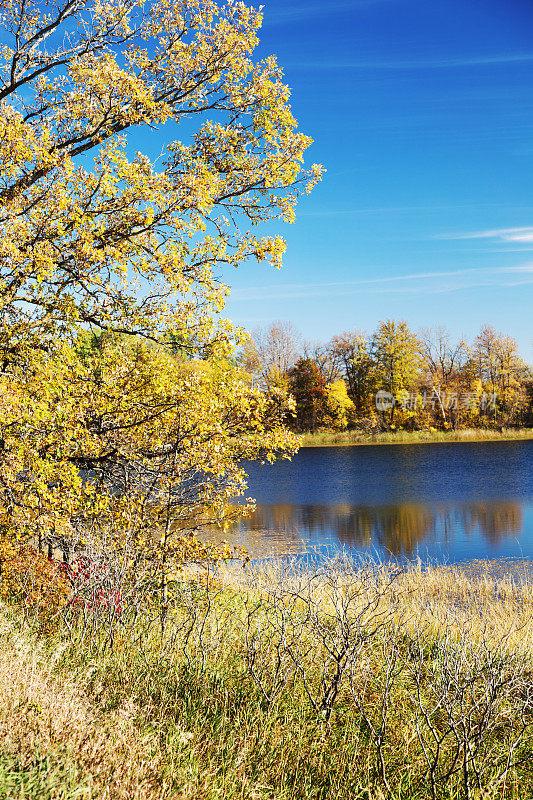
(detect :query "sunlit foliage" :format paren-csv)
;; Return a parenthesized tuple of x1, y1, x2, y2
(0, 0, 320, 584)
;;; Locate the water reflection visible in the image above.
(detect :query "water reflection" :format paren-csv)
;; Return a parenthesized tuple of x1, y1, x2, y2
(207, 443, 533, 562)
(228, 501, 524, 559)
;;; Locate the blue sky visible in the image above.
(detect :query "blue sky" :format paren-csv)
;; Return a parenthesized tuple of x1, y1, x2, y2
(217, 0, 533, 361)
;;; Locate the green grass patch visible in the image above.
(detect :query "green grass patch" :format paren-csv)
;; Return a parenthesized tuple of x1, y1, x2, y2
(0, 751, 88, 800)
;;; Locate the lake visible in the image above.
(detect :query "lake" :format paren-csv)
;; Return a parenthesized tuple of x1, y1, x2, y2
(226, 440, 533, 563)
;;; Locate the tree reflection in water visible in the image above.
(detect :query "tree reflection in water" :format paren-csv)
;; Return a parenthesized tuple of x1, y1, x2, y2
(231, 501, 523, 557)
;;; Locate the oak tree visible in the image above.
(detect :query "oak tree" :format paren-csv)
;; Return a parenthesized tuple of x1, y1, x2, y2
(0, 0, 321, 586)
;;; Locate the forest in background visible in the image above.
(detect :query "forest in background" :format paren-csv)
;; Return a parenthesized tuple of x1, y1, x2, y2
(240, 319, 533, 433)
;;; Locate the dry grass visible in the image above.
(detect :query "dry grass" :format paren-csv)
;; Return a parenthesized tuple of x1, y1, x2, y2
(0, 609, 165, 799)
(299, 428, 533, 447)
(389, 560, 533, 655)
(221, 556, 533, 651)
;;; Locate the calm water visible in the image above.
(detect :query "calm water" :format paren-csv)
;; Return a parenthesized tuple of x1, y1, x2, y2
(227, 441, 533, 563)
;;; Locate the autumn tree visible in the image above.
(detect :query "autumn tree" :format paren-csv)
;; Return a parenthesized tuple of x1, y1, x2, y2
(371, 320, 423, 424)
(329, 330, 377, 418)
(473, 326, 502, 395)
(419, 326, 466, 426)
(243, 319, 302, 388)
(302, 340, 341, 385)
(471, 326, 530, 425)
(0, 0, 321, 583)
(325, 379, 355, 429)
(288, 357, 328, 431)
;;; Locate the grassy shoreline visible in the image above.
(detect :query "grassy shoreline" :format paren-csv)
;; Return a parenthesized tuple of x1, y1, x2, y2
(299, 426, 533, 447)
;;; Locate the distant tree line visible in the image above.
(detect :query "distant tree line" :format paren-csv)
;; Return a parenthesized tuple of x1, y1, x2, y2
(240, 319, 533, 432)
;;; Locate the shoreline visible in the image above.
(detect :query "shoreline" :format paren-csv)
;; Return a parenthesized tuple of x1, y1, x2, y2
(299, 427, 533, 447)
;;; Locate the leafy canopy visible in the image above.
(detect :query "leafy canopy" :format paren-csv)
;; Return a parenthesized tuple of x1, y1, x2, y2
(0, 0, 321, 347)
(0, 0, 320, 573)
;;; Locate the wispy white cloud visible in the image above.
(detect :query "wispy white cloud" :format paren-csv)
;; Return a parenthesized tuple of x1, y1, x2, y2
(440, 227, 533, 243)
(228, 265, 533, 302)
(297, 205, 533, 220)
(298, 204, 495, 218)
(288, 54, 533, 70)
(261, 0, 394, 25)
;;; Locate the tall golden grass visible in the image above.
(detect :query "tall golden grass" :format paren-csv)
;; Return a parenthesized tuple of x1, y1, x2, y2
(299, 428, 533, 447)
(0, 610, 164, 799)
